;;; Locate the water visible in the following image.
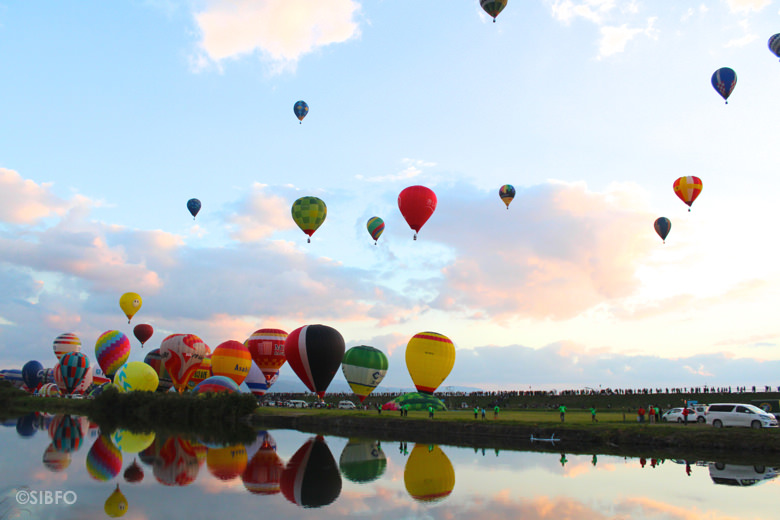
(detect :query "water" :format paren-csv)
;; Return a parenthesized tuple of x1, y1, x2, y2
(1, 413, 779, 519)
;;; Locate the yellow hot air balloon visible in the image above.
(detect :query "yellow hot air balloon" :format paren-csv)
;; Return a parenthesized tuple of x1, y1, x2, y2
(119, 292, 142, 323)
(404, 444, 455, 503)
(114, 361, 159, 393)
(104, 484, 128, 517)
(112, 429, 156, 454)
(405, 332, 455, 394)
(207, 445, 248, 481)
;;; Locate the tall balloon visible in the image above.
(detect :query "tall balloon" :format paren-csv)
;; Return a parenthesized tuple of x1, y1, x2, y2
(119, 292, 142, 323)
(293, 100, 309, 123)
(210, 340, 252, 386)
(133, 324, 154, 348)
(499, 184, 515, 209)
(366, 217, 385, 245)
(281, 436, 341, 508)
(654, 217, 671, 244)
(291, 196, 327, 243)
(770, 34, 780, 60)
(86, 434, 123, 481)
(398, 185, 437, 240)
(284, 325, 345, 399)
(160, 334, 207, 392)
(341, 346, 388, 402)
(53, 333, 81, 361)
(22, 360, 44, 390)
(57, 352, 92, 395)
(95, 330, 131, 380)
(404, 444, 455, 503)
(405, 332, 455, 394)
(711, 67, 736, 104)
(187, 198, 201, 219)
(673, 176, 703, 212)
(245, 328, 288, 383)
(480, 0, 507, 22)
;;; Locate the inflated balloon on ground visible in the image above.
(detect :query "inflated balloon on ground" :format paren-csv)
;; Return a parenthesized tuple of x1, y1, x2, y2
(405, 332, 455, 394)
(211, 340, 252, 385)
(245, 328, 288, 383)
(160, 334, 208, 392)
(341, 345, 388, 402)
(114, 362, 159, 392)
(284, 324, 345, 399)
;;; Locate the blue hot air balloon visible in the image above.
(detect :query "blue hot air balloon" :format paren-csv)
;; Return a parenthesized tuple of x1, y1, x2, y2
(294, 101, 309, 124)
(769, 34, 780, 60)
(654, 217, 671, 244)
(711, 67, 737, 104)
(187, 198, 201, 220)
(22, 360, 44, 390)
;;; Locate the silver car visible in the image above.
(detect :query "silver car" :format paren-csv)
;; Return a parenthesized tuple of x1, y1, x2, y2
(705, 403, 779, 428)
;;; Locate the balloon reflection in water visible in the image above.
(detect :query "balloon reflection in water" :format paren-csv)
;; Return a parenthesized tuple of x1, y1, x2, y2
(339, 439, 387, 483)
(104, 484, 128, 518)
(42, 443, 71, 472)
(281, 435, 341, 508)
(242, 433, 284, 495)
(152, 437, 202, 486)
(404, 444, 455, 503)
(86, 434, 123, 481)
(48, 415, 86, 453)
(112, 429, 156, 454)
(16, 413, 37, 438)
(207, 445, 248, 481)
(124, 459, 144, 483)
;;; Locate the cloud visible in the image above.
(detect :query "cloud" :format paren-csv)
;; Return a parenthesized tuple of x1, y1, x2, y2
(431, 181, 654, 320)
(726, 0, 770, 13)
(547, 0, 619, 25)
(355, 158, 436, 183)
(227, 183, 294, 242)
(0, 168, 71, 225)
(724, 19, 758, 47)
(192, 0, 361, 72)
(598, 18, 657, 57)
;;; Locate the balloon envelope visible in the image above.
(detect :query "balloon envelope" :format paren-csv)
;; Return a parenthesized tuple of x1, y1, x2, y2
(207, 445, 247, 481)
(245, 328, 288, 383)
(133, 324, 154, 347)
(242, 443, 284, 495)
(499, 184, 515, 209)
(770, 34, 780, 59)
(104, 485, 128, 518)
(86, 434, 123, 481)
(366, 217, 385, 243)
(341, 346, 388, 402)
(119, 292, 142, 323)
(187, 198, 201, 219)
(281, 436, 341, 508)
(187, 349, 212, 389)
(245, 362, 276, 397)
(160, 334, 208, 392)
(711, 67, 737, 103)
(114, 362, 159, 392)
(193, 375, 240, 394)
(95, 330, 131, 379)
(398, 185, 437, 239)
(339, 439, 387, 483)
(673, 176, 703, 210)
(404, 444, 455, 503)
(405, 332, 455, 394)
(654, 217, 671, 243)
(291, 196, 327, 242)
(480, 0, 507, 21)
(284, 324, 345, 399)
(293, 100, 309, 122)
(53, 333, 81, 362)
(22, 360, 44, 390)
(211, 340, 252, 385)
(143, 349, 173, 392)
(58, 352, 91, 395)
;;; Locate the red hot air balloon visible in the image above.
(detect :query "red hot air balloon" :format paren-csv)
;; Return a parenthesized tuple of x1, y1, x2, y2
(284, 325, 345, 399)
(160, 334, 208, 393)
(133, 324, 154, 348)
(245, 328, 288, 383)
(281, 436, 341, 508)
(398, 186, 437, 240)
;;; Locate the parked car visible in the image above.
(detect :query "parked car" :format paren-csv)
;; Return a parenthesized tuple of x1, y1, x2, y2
(338, 400, 357, 410)
(708, 463, 779, 487)
(705, 403, 779, 429)
(661, 407, 701, 423)
(287, 400, 308, 408)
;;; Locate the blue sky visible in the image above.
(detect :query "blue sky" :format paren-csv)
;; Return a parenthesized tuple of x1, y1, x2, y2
(1, 0, 780, 392)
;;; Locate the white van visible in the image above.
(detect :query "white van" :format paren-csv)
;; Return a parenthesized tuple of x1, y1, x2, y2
(338, 400, 356, 409)
(705, 403, 778, 429)
(287, 400, 308, 408)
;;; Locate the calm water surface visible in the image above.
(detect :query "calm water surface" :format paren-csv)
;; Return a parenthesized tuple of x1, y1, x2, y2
(1, 413, 778, 519)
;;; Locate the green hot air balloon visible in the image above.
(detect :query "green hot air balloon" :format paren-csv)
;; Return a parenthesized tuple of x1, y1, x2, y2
(291, 196, 327, 243)
(341, 345, 388, 403)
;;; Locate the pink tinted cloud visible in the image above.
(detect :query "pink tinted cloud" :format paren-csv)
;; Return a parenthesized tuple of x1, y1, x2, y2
(0, 168, 70, 224)
(228, 184, 294, 242)
(433, 182, 654, 320)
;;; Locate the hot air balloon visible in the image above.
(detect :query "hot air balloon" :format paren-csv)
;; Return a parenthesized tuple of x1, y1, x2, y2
(405, 332, 455, 395)
(293, 100, 309, 123)
(242, 439, 284, 495)
(291, 196, 327, 243)
(187, 347, 212, 389)
(124, 459, 144, 483)
(193, 375, 240, 394)
(499, 184, 515, 209)
(113, 430, 156, 454)
(104, 485, 128, 518)
(53, 333, 81, 361)
(159, 334, 208, 392)
(87, 434, 123, 481)
(207, 444, 247, 481)
(119, 292, 142, 323)
(404, 444, 455, 503)
(281, 436, 341, 508)
(43, 443, 71, 472)
(341, 346, 388, 402)
(187, 198, 201, 219)
(133, 324, 153, 348)
(95, 330, 131, 380)
(57, 352, 92, 395)
(673, 176, 703, 212)
(654, 217, 671, 243)
(143, 349, 173, 392)
(39, 382, 60, 397)
(114, 361, 159, 392)
(711, 67, 737, 104)
(71, 365, 94, 395)
(284, 324, 345, 399)
(480, 0, 507, 22)
(245, 363, 276, 397)
(366, 217, 385, 244)
(398, 185, 437, 240)
(153, 437, 201, 486)
(770, 34, 780, 60)
(245, 328, 288, 383)
(211, 340, 252, 385)
(22, 360, 44, 391)
(16, 413, 37, 437)
(339, 439, 387, 483)
(50, 414, 85, 452)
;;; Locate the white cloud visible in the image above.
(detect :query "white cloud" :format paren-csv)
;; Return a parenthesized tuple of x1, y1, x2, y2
(725, 19, 758, 47)
(598, 17, 657, 57)
(355, 158, 436, 183)
(726, 0, 770, 13)
(192, 0, 361, 72)
(0, 168, 70, 225)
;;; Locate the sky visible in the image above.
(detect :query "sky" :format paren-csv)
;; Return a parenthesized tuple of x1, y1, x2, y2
(1, 0, 780, 392)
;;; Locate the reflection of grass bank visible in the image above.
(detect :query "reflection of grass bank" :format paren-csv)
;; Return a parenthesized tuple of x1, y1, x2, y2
(1, 381, 257, 445)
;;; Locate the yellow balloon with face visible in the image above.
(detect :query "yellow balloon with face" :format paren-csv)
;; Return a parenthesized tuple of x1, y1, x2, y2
(119, 292, 142, 323)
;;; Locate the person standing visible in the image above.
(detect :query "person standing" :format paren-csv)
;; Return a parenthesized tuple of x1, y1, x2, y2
(474, 406, 479, 419)
(493, 405, 499, 419)
(590, 406, 598, 422)
(648, 405, 656, 424)
(559, 404, 567, 423)
(481, 408, 486, 420)
(637, 406, 646, 423)
(428, 405, 434, 419)
(682, 407, 690, 425)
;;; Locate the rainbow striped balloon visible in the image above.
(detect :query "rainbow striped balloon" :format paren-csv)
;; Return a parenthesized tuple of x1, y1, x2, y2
(95, 330, 131, 378)
(193, 375, 240, 394)
(53, 333, 81, 361)
(86, 434, 123, 481)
